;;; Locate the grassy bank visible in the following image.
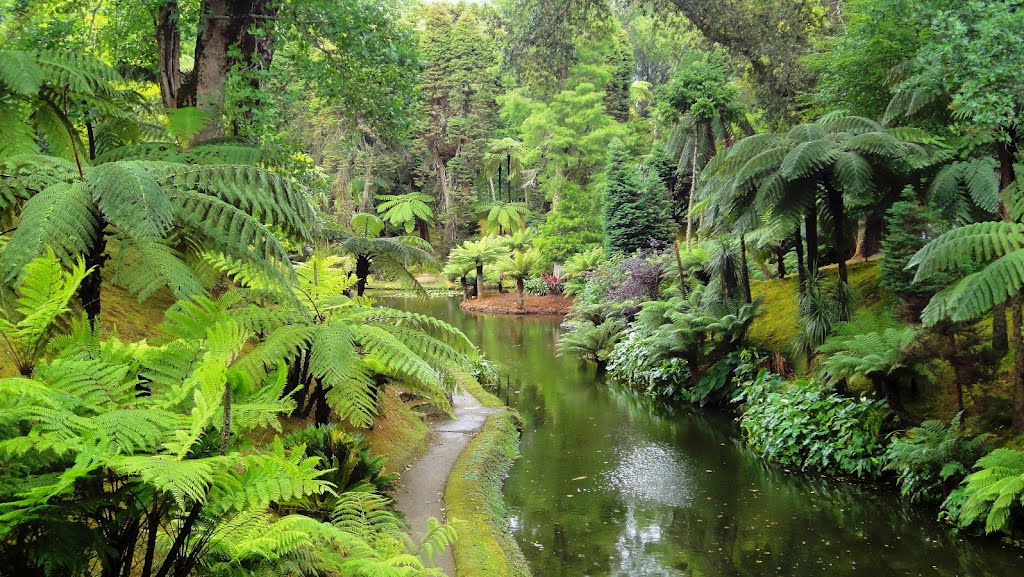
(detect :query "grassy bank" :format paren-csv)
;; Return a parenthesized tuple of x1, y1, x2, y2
(363, 388, 432, 473)
(446, 379, 532, 577)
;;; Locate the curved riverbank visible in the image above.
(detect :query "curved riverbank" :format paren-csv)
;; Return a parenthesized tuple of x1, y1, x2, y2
(391, 376, 530, 577)
(460, 293, 572, 315)
(446, 380, 532, 577)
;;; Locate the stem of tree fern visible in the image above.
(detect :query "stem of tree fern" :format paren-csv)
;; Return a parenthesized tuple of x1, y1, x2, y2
(1013, 294, 1024, 434)
(82, 217, 108, 329)
(219, 381, 231, 455)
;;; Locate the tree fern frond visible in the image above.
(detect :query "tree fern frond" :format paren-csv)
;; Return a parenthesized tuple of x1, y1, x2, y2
(0, 181, 96, 278)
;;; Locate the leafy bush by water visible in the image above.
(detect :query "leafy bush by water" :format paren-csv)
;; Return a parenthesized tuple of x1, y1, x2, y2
(884, 414, 991, 503)
(734, 369, 888, 478)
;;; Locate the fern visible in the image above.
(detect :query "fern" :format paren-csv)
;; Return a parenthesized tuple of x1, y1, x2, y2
(949, 448, 1024, 535)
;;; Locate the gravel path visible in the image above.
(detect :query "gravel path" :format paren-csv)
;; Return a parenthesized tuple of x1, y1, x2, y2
(393, 389, 501, 575)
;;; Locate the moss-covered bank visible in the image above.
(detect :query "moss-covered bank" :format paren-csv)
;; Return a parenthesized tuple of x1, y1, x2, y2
(446, 379, 532, 577)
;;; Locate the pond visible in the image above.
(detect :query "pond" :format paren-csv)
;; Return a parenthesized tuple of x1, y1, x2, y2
(379, 295, 1023, 577)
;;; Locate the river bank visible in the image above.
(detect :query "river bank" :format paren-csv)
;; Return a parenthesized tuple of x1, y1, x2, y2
(380, 294, 1024, 577)
(460, 293, 572, 315)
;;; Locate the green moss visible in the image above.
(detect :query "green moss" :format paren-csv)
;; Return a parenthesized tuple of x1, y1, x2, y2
(362, 388, 431, 474)
(461, 376, 505, 410)
(445, 408, 532, 577)
(748, 260, 895, 365)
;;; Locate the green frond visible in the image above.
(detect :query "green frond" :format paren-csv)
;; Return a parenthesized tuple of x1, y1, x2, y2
(780, 139, 839, 180)
(0, 181, 96, 278)
(832, 151, 874, 197)
(89, 161, 174, 239)
(819, 115, 882, 134)
(910, 221, 1024, 281)
(0, 50, 45, 96)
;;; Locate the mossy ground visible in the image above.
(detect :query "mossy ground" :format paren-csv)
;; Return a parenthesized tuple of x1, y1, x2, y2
(444, 384, 532, 577)
(362, 388, 432, 474)
(747, 258, 1022, 444)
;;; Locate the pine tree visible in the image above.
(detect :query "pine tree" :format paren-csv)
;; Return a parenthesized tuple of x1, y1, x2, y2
(603, 139, 672, 254)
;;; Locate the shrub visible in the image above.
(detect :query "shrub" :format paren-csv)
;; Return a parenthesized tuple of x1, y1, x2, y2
(558, 319, 625, 369)
(606, 327, 691, 398)
(734, 370, 889, 478)
(884, 414, 991, 503)
(523, 275, 548, 295)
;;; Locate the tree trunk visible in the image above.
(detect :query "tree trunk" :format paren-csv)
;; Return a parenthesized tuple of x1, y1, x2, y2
(775, 244, 786, 279)
(1013, 295, 1024, 433)
(517, 277, 525, 312)
(794, 226, 805, 291)
(82, 218, 107, 329)
(856, 212, 884, 259)
(460, 276, 470, 300)
(740, 233, 752, 304)
(154, 1, 181, 109)
(417, 218, 430, 242)
(434, 145, 456, 244)
(507, 153, 513, 203)
(359, 145, 375, 212)
(824, 183, 848, 284)
(685, 129, 699, 250)
(804, 207, 818, 275)
(673, 240, 687, 297)
(475, 264, 484, 299)
(355, 254, 371, 297)
(992, 302, 1009, 357)
(191, 0, 276, 142)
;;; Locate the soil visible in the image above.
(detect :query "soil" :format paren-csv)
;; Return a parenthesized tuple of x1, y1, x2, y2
(460, 292, 573, 315)
(392, 390, 501, 575)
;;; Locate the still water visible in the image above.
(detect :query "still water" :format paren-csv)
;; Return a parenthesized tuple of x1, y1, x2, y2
(380, 295, 1023, 577)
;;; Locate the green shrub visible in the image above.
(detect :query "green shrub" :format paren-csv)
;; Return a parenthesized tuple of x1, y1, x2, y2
(734, 370, 889, 478)
(884, 414, 991, 503)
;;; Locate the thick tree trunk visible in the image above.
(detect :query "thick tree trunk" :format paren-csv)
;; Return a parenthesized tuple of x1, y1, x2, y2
(460, 276, 470, 300)
(475, 264, 484, 299)
(359, 151, 375, 212)
(1013, 295, 1024, 433)
(517, 278, 525, 312)
(824, 184, 848, 285)
(434, 145, 456, 243)
(155, 1, 181, 109)
(355, 254, 371, 296)
(794, 226, 805, 291)
(775, 244, 786, 279)
(191, 0, 277, 142)
(507, 153, 513, 203)
(856, 212, 884, 259)
(417, 218, 430, 242)
(82, 219, 107, 330)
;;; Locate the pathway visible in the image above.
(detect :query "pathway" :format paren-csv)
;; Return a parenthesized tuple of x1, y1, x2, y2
(393, 389, 501, 575)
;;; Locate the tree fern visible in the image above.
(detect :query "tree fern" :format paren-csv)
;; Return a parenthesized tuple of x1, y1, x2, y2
(950, 448, 1024, 535)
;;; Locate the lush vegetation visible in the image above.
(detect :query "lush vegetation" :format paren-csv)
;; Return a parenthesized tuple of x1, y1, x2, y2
(4, 0, 1024, 571)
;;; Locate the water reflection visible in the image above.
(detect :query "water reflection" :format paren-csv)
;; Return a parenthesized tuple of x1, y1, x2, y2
(377, 295, 1024, 577)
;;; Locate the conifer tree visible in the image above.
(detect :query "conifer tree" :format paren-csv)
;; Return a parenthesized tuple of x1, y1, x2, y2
(603, 139, 673, 254)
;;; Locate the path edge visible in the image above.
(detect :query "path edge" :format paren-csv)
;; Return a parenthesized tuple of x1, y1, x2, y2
(445, 378, 533, 577)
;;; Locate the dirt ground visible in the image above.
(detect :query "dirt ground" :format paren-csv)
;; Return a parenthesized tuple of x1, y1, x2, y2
(459, 292, 573, 315)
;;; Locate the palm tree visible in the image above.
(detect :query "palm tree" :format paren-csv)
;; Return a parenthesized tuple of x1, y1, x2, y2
(448, 236, 507, 299)
(501, 250, 540, 311)
(656, 54, 748, 249)
(483, 137, 526, 203)
(332, 213, 439, 296)
(376, 192, 435, 239)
